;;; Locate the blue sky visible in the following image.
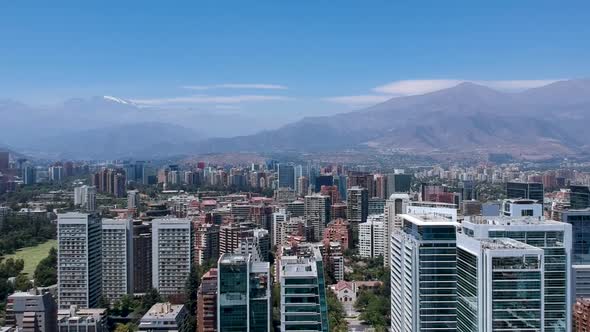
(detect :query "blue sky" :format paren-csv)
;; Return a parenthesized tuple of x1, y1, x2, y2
(1, 1, 589, 120)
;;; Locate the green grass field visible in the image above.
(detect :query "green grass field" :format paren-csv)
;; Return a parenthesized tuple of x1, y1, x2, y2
(3, 240, 57, 277)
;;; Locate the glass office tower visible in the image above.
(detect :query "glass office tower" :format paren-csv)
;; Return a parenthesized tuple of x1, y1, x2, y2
(390, 214, 459, 332)
(217, 254, 271, 332)
(279, 247, 329, 332)
(457, 235, 544, 332)
(506, 181, 544, 203)
(462, 216, 572, 332)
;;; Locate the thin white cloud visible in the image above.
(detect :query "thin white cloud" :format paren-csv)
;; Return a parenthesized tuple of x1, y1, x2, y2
(373, 79, 561, 96)
(326, 79, 563, 107)
(373, 79, 463, 96)
(182, 83, 288, 90)
(130, 94, 292, 106)
(478, 80, 560, 90)
(322, 95, 394, 107)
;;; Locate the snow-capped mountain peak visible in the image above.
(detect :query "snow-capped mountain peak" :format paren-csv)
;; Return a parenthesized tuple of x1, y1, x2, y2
(103, 95, 135, 106)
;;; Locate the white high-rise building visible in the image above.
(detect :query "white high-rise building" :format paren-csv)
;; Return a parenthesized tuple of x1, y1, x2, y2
(456, 235, 545, 332)
(57, 212, 102, 309)
(272, 210, 288, 247)
(152, 218, 192, 296)
(74, 185, 96, 212)
(101, 218, 134, 303)
(406, 201, 458, 222)
(85, 186, 96, 212)
(127, 190, 140, 210)
(383, 193, 410, 267)
(49, 166, 64, 182)
(304, 194, 331, 242)
(390, 214, 458, 332)
(461, 216, 573, 332)
(359, 214, 386, 259)
(74, 186, 84, 206)
(272, 210, 307, 247)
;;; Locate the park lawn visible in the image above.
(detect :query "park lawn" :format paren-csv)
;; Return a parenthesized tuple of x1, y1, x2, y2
(3, 239, 57, 277)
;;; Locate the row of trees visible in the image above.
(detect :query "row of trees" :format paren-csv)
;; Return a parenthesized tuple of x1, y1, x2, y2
(0, 213, 56, 255)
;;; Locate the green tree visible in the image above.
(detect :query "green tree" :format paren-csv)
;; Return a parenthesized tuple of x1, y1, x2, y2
(34, 247, 57, 287)
(140, 288, 162, 312)
(327, 289, 347, 332)
(13, 274, 33, 291)
(119, 294, 138, 317)
(114, 322, 137, 332)
(0, 258, 25, 278)
(354, 289, 389, 329)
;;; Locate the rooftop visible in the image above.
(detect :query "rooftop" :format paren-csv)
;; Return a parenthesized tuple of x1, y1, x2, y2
(142, 303, 185, 320)
(479, 238, 538, 251)
(465, 215, 563, 226)
(219, 253, 248, 265)
(399, 213, 459, 226)
(409, 201, 457, 208)
(281, 255, 318, 276)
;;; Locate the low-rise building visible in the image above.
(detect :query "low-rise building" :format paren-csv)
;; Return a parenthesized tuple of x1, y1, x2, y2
(138, 303, 189, 332)
(57, 306, 106, 332)
(5, 289, 57, 332)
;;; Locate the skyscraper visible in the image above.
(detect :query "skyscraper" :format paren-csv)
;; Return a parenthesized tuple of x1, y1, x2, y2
(368, 197, 385, 215)
(0, 151, 9, 170)
(313, 175, 334, 193)
(57, 212, 102, 309)
(22, 164, 36, 185)
(387, 173, 412, 194)
(462, 216, 572, 331)
(217, 254, 271, 332)
(506, 181, 544, 203)
(304, 194, 331, 242)
(297, 176, 309, 196)
(101, 218, 134, 303)
(152, 218, 192, 297)
(133, 221, 152, 294)
(49, 166, 64, 183)
(194, 221, 220, 266)
(456, 235, 544, 332)
(347, 186, 368, 227)
(358, 214, 386, 259)
(570, 185, 590, 210)
(278, 164, 296, 189)
(127, 189, 140, 210)
(74, 185, 96, 212)
(390, 214, 458, 332)
(279, 247, 329, 332)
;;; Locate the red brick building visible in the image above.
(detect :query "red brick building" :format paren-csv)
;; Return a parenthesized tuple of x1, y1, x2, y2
(574, 297, 590, 332)
(323, 218, 351, 250)
(197, 268, 218, 332)
(320, 185, 341, 204)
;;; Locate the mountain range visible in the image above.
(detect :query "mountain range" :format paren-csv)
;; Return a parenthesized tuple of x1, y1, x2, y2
(193, 79, 590, 159)
(2, 79, 590, 160)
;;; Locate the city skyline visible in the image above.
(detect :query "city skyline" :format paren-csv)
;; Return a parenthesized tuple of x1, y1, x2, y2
(1, 3, 590, 331)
